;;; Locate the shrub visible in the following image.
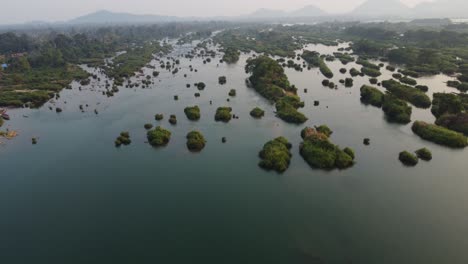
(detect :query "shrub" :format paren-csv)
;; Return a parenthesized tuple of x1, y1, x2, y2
(196, 82, 206, 90)
(345, 78, 354, 87)
(218, 76, 227, 85)
(144, 123, 153, 130)
(228, 89, 236, 97)
(400, 76, 417, 86)
(361, 67, 381, 77)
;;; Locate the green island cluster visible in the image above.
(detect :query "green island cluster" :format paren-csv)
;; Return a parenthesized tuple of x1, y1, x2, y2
(301, 50, 333, 79)
(222, 47, 240, 64)
(115, 132, 131, 147)
(399, 148, 432, 166)
(381, 79, 431, 109)
(258, 137, 292, 173)
(432, 93, 468, 136)
(299, 126, 355, 170)
(245, 56, 307, 124)
(360, 85, 412, 124)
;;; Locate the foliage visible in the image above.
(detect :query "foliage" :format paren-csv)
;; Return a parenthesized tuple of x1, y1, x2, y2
(382, 94, 412, 124)
(299, 127, 355, 170)
(412, 121, 468, 148)
(382, 79, 431, 108)
(222, 47, 240, 64)
(258, 137, 292, 173)
(245, 56, 307, 124)
(147, 126, 171, 147)
(415, 148, 432, 161)
(186, 131, 206, 152)
(250, 107, 265, 118)
(184, 106, 201, 121)
(399, 151, 419, 166)
(301, 50, 333, 78)
(360, 85, 384, 107)
(215, 107, 232, 122)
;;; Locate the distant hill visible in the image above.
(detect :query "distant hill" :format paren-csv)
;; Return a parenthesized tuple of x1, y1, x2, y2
(247, 8, 288, 18)
(246, 5, 326, 19)
(413, 0, 468, 18)
(68, 10, 180, 24)
(290, 5, 327, 17)
(351, 0, 411, 17)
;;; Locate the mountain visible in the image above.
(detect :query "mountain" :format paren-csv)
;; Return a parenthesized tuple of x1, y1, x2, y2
(351, 0, 411, 17)
(413, 0, 468, 18)
(290, 5, 327, 17)
(68, 10, 180, 24)
(247, 8, 288, 18)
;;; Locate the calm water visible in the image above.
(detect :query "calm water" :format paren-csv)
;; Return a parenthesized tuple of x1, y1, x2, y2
(1, 41, 468, 264)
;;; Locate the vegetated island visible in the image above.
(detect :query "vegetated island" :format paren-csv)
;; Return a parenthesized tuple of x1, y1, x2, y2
(250, 107, 265, 118)
(382, 79, 431, 109)
(432, 93, 468, 136)
(245, 56, 307, 124)
(147, 126, 171, 147)
(258, 137, 292, 173)
(301, 50, 333, 79)
(399, 151, 419, 166)
(186, 131, 206, 152)
(215, 107, 232, 122)
(412, 121, 468, 148)
(184, 106, 201, 121)
(299, 126, 355, 170)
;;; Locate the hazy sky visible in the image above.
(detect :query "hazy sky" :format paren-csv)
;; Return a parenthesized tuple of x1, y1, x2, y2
(0, 0, 432, 24)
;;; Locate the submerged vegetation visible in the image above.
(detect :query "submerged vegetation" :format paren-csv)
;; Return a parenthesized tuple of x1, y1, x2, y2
(258, 137, 292, 173)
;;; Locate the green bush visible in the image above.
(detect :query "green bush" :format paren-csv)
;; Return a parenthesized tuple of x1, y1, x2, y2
(228, 89, 236, 97)
(400, 76, 417, 86)
(361, 67, 381, 77)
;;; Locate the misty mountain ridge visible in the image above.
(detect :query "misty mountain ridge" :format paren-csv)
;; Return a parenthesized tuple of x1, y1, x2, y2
(69, 10, 180, 24)
(247, 5, 327, 18)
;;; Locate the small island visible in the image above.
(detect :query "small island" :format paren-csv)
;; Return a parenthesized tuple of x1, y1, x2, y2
(215, 107, 232, 122)
(115, 131, 131, 147)
(416, 148, 432, 161)
(299, 127, 355, 170)
(258, 137, 292, 173)
(147, 126, 171, 147)
(250, 107, 265, 118)
(412, 121, 468, 148)
(184, 106, 201, 121)
(186, 131, 206, 152)
(399, 151, 419, 166)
